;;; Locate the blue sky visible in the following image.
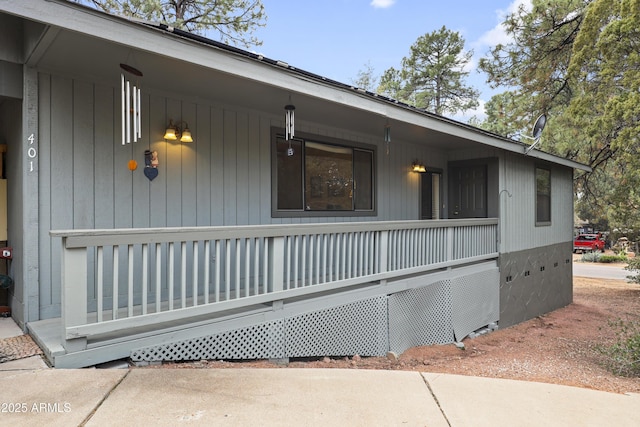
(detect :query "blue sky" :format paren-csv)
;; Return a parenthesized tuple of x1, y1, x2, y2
(253, 0, 531, 120)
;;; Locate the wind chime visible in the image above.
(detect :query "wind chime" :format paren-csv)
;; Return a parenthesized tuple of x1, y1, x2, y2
(384, 121, 391, 155)
(284, 103, 295, 156)
(120, 63, 143, 145)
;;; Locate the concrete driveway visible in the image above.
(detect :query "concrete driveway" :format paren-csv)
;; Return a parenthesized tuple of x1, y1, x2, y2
(573, 260, 630, 280)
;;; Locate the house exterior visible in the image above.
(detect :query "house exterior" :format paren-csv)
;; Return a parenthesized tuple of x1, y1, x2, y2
(0, 0, 589, 368)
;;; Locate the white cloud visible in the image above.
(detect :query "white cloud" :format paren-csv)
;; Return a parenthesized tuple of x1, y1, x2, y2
(476, 0, 532, 48)
(462, 0, 532, 103)
(461, 54, 476, 74)
(449, 99, 487, 124)
(370, 0, 396, 9)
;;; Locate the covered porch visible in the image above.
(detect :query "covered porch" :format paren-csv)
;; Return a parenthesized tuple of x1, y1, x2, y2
(31, 218, 499, 367)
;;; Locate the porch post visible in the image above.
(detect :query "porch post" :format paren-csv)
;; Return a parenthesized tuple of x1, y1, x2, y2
(60, 237, 88, 352)
(21, 66, 40, 325)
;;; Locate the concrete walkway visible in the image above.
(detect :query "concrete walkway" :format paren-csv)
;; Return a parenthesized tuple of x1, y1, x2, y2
(0, 364, 638, 427)
(1, 321, 640, 426)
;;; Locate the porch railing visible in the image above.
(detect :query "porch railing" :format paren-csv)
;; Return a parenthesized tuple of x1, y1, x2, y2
(51, 218, 498, 347)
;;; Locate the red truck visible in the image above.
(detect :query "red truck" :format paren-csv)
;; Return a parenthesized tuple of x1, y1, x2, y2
(573, 233, 605, 253)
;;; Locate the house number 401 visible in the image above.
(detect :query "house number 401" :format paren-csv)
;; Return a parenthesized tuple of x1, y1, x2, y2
(27, 133, 37, 172)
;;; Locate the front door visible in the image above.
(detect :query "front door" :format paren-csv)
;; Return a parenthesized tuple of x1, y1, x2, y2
(449, 165, 487, 218)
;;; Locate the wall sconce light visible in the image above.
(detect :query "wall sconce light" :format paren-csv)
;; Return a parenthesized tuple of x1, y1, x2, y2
(164, 120, 193, 142)
(411, 160, 427, 173)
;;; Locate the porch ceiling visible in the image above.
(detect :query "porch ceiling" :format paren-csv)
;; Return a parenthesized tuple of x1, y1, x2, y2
(27, 20, 480, 151)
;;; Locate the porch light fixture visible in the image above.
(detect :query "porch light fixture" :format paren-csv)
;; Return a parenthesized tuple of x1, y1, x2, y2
(164, 120, 193, 143)
(411, 160, 426, 173)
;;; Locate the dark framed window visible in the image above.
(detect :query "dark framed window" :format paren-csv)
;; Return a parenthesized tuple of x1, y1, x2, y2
(535, 167, 551, 225)
(272, 129, 376, 217)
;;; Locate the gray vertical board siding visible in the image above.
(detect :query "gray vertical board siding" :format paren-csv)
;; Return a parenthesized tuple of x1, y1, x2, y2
(385, 140, 437, 221)
(554, 167, 574, 240)
(196, 104, 211, 226)
(235, 111, 249, 225)
(0, 61, 23, 100)
(72, 80, 95, 230)
(500, 153, 574, 253)
(247, 113, 261, 225)
(0, 15, 21, 63)
(93, 84, 115, 229)
(147, 93, 169, 301)
(378, 140, 390, 220)
(210, 107, 225, 226)
(396, 143, 406, 219)
(164, 99, 185, 297)
(165, 98, 182, 227)
(93, 82, 116, 307)
(180, 101, 197, 226)
(132, 92, 151, 229)
(129, 93, 152, 304)
(223, 110, 237, 225)
(113, 116, 133, 228)
(180, 100, 197, 289)
(259, 118, 274, 224)
(72, 80, 96, 306)
(36, 71, 454, 319)
(149, 93, 167, 228)
(251, 117, 271, 224)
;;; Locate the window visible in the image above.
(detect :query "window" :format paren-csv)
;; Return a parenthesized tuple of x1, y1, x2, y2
(535, 167, 551, 225)
(272, 130, 375, 217)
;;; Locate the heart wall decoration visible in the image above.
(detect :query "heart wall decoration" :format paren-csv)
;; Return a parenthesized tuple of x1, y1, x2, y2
(144, 149, 159, 181)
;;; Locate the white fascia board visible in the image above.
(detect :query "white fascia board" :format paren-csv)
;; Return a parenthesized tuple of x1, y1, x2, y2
(522, 149, 592, 172)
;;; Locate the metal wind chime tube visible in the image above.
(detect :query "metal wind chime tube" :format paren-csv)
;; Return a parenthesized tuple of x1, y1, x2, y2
(125, 77, 131, 144)
(137, 87, 142, 139)
(120, 63, 143, 145)
(285, 104, 295, 140)
(132, 83, 138, 142)
(384, 123, 391, 155)
(285, 104, 295, 156)
(121, 74, 125, 146)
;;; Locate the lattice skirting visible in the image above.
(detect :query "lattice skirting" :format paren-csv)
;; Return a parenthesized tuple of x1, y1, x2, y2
(388, 279, 455, 354)
(130, 267, 499, 362)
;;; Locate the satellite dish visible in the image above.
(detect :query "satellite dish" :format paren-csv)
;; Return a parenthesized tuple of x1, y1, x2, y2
(532, 114, 547, 139)
(524, 113, 547, 155)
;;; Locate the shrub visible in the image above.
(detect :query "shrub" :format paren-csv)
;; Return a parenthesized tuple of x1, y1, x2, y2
(599, 319, 640, 377)
(614, 247, 628, 256)
(625, 257, 640, 284)
(581, 252, 601, 263)
(598, 254, 627, 263)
